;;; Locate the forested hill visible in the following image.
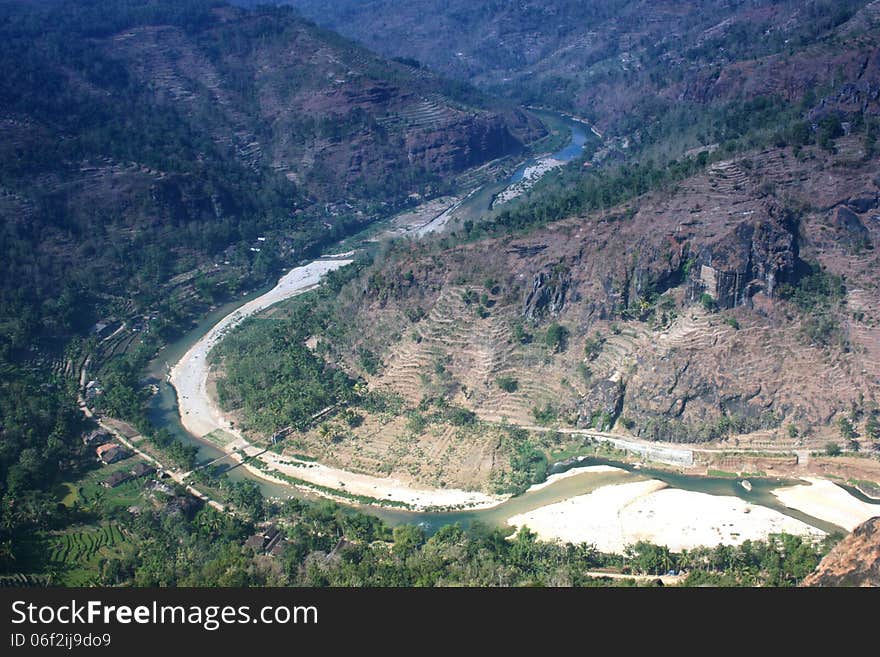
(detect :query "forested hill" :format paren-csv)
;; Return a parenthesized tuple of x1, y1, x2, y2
(281, 0, 880, 131)
(0, 0, 541, 357)
(0, 0, 542, 555)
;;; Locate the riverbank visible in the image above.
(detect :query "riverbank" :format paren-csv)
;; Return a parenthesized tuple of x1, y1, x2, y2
(525, 464, 623, 492)
(492, 156, 565, 207)
(170, 257, 352, 438)
(507, 478, 827, 553)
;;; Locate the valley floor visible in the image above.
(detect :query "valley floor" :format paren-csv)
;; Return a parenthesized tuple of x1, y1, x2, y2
(168, 252, 880, 541)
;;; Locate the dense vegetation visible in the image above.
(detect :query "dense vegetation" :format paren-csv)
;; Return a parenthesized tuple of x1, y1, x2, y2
(210, 260, 368, 434)
(10, 481, 835, 587)
(0, 0, 520, 583)
(0, 364, 87, 564)
(0, 0, 521, 363)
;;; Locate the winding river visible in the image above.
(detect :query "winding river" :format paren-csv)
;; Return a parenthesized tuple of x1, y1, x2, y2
(144, 113, 878, 539)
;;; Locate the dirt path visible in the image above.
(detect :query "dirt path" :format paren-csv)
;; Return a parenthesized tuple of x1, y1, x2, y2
(78, 392, 227, 513)
(582, 571, 684, 586)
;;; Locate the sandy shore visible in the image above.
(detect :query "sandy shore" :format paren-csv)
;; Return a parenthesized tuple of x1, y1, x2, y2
(493, 156, 565, 207)
(508, 479, 826, 553)
(772, 477, 880, 531)
(525, 465, 625, 493)
(170, 257, 506, 511)
(259, 449, 506, 509)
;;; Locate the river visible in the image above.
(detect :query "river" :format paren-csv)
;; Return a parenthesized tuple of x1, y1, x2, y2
(449, 113, 592, 224)
(510, 117, 589, 183)
(144, 113, 876, 539)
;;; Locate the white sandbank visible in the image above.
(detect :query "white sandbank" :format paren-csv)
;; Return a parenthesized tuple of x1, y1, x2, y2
(508, 479, 825, 553)
(772, 477, 880, 531)
(493, 156, 565, 207)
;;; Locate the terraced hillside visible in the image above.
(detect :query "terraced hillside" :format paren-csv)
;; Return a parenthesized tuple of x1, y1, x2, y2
(283, 0, 880, 133)
(214, 131, 880, 493)
(328, 135, 880, 452)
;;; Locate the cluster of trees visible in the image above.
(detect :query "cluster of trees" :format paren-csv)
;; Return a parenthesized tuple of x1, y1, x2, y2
(638, 410, 783, 444)
(496, 427, 549, 495)
(214, 317, 357, 435)
(0, 361, 88, 567)
(211, 260, 373, 435)
(84, 489, 834, 587)
(544, 323, 569, 352)
(0, 0, 323, 363)
(640, 533, 831, 586)
(776, 263, 847, 347)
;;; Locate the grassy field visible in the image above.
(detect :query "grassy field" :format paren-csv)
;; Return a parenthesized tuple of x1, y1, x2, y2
(46, 524, 129, 585)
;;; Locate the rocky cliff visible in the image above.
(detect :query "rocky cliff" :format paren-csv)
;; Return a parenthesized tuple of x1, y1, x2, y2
(329, 136, 880, 448)
(803, 517, 880, 586)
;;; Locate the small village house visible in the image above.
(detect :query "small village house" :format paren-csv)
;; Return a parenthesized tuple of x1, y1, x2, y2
(96, 443, 130, 465)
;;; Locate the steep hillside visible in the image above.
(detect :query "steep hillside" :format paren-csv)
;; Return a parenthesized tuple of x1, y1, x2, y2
(0, 0, 541, 356)
(803, 516, 880, 586)
(336, 138, 880, 446)
(190, 2, 880, 495)
(281, 0, 880, 133)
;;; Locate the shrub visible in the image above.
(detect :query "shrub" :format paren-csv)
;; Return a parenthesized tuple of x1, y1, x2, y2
(545, 323, 569, 352)
(825, 442, 841, 457)
(358, 348, 380, 375)
(407, 412, 428, 434)
(532, 404, 557, 425)
(513, 322, 532, 344)
(496, 376, 519, 393)
(583, 333, 605, 360)
(446, 406, 476, 426)
(837, 416, 856, 440)
(700, 293, 717, 312)
(577, 362, 592, 383)
(341, 409, 364, 428)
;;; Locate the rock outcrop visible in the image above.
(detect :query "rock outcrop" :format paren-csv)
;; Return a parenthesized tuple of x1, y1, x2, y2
(523, 264, 571, 321)
(829, 205, 871, 251)
(803, 517, 880, 587)
(688, 210, 797, 309)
